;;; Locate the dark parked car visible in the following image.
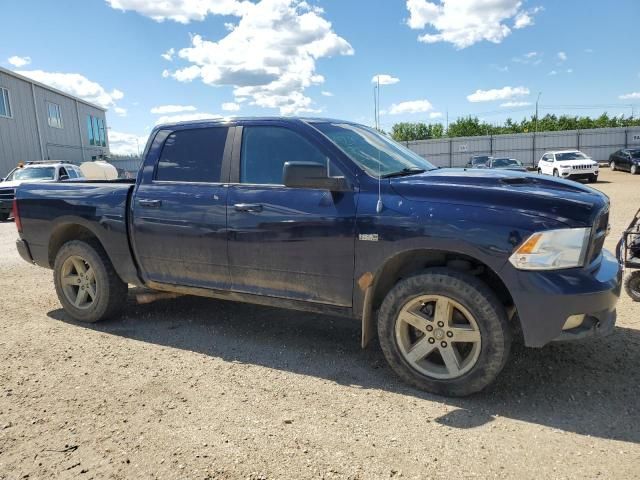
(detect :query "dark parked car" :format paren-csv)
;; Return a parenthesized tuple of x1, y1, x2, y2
(13, 117, 621, 397)
(485, 157, 527, 172)
(466, 155, 491, 168)
(609, 148, 640, 175)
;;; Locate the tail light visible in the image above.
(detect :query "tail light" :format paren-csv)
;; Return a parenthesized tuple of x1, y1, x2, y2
(12, 199, 22, 233)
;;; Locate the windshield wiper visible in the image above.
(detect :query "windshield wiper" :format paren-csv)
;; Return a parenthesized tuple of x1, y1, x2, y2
(382, 167, 426, 178)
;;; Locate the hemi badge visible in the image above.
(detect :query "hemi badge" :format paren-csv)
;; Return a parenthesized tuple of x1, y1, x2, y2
(359, 233, 379, 242)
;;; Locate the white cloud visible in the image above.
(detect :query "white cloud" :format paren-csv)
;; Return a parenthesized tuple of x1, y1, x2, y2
(512, 51, 542, 66)
(106, 0, 252, 23)
(371, 74, 400, 85)
(161, 48, 175, 61)
(548, 70, 557, 76)
(514, 6, 543, 29)
(321, 91, 333, 97)
(429, 111, 443, 119)
(161, 69, 171, 78)
(566, 68, 573, 74)
(163, 1, 353, 115)
(405, 0, 542, 49)
(155, 112, 223, 125)
(388, 99, 433, 115)
(150, 104, 197, 114)
(467, 86, 529, 102)
(16, 70, 125, 111)
(108, 130, 148, 156)
(8, 56, 31, 67)
(114, 107, 128, 116)
(584, 48, 594, 54)
(557, 51, 567, 62)
(221, 102, 241, 111)
(500, 101, 531, 107)
(620, 92, 640, 100)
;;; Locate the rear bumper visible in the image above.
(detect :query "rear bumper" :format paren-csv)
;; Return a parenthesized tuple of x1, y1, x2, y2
(502, 249, 621, 347)
(16, 238, 35, 264)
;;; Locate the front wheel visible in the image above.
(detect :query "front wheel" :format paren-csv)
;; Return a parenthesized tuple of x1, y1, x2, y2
(631, 164, 638, 175)
(610, 161, 616, 171)
(377, 268, 512, 397)
(553, 169, 559, 177)
(53, 240, 128, 322)
(625, 271, 640, 302)
(588, 175, 598, 183)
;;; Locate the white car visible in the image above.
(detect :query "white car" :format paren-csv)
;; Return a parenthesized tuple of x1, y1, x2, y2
(0, 161, 84, 221)
(537, 150, 599, 183)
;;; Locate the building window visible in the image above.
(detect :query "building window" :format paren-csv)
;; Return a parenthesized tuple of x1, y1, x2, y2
(47, 102, 63, 128)
(0, 88, 12, 118)
(87, 115, 107, 146)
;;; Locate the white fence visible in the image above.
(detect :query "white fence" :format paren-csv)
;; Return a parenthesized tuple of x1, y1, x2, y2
(404, 126, 640, 168)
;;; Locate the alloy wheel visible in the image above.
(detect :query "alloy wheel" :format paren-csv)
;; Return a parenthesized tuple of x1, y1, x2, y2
(60, 255, 97, 309)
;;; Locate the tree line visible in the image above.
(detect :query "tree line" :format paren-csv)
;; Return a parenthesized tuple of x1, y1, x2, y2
(390, 113, 640, 142)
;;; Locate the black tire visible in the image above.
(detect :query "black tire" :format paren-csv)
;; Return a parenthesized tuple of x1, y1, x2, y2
(588, 175, 598, 183)
(53, 240, 128, 322)
(0, 212, 9, 222)
(553, 169, 559, 177)
(377, 268, 512, 397)
(610, 161, 616, 171)
(537, 168, 542, 174)
(625, 271, 640, 302)
(631, 164, 638, 175)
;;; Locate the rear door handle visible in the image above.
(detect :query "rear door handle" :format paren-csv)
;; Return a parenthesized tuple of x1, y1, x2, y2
(234, 203, 263, 212)
(138, 199, 162, 208)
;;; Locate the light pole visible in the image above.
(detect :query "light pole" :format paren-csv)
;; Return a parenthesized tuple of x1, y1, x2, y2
(533, 92, 542, 166)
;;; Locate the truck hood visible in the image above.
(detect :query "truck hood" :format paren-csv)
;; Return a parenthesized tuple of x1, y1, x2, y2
(389, 168, 608, 227)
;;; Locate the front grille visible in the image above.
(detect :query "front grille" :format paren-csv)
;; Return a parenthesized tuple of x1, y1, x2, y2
(587, 207, 609, 264)
(571, 164, 593, 170)
(0, 188, 15, 201)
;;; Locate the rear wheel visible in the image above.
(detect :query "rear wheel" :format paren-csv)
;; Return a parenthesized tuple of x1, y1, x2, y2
(0, 212, 9, 222)
(631, 164, 638, 175)
(610, 161, 616, 171)
(625, 271, 640, 302)
(53, 240, 128, 322)
(377, 268, 512, 397)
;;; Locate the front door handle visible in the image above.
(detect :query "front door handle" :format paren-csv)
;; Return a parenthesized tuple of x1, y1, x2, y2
(234, 203, 263, 213)
(139, 199, 162, 208)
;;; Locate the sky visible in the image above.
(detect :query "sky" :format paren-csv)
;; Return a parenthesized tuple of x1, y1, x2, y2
(1, 0, 639, 155)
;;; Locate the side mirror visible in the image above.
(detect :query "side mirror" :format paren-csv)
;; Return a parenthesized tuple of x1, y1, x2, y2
(59, 174, 69, 181)
(283, 162, 350, 191)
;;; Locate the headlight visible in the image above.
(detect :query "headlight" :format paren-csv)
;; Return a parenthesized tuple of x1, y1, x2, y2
(509, 228, 591, 270)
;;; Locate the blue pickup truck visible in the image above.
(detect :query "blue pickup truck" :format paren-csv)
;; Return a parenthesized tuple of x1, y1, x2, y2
(13, 117, 621, 396)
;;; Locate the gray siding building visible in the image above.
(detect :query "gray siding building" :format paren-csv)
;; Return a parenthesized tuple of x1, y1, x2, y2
(0, 66, 109, 177)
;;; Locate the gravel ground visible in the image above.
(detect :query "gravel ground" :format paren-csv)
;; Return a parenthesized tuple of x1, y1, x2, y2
(1, 168, 639, 479)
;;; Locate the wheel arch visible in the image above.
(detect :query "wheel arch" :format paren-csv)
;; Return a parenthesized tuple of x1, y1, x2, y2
(360, 248, 515, 348)
(48, 221, 104, 267)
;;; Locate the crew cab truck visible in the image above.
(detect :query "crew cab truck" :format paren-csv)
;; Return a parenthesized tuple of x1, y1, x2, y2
(14, 118, 621, 396)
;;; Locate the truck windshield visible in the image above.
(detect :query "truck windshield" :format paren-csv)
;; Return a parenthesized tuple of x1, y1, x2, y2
(13, 167, 56, 180)
(556, 152, 588, 161)
(313, 122, 436, 177)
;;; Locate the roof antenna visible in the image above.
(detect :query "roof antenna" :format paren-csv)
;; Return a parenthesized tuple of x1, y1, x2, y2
(374, 76, 383, 214)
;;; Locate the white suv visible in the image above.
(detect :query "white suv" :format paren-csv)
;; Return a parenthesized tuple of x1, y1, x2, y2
(537, 150, 599, 183)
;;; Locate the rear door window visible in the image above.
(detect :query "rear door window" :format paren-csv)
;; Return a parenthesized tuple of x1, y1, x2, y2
(156, 127, 228, 183)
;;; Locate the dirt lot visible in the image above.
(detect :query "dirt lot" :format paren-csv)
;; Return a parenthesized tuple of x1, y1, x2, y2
(1, 168, 639, 479)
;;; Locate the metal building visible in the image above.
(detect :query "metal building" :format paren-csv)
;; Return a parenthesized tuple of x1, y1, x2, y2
(0, 66, 109, 177)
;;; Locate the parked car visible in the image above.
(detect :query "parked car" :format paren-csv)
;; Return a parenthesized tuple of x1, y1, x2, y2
(466, 155, 491, 168)
(13, 117, 621, 397)
(609, 148, 640, 175)
(0, 161, 83, 222)
(485, 157, 527, 172)
(537, 150, 599, 183)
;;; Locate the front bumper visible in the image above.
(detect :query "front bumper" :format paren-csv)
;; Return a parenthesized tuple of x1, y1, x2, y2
(562, 170, 598, 180)
(501, 249, 621, 347)
(0, 199, 12, 214)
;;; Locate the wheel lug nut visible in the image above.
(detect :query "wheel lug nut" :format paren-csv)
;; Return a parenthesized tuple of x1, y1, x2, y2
(428, 338, 435, 344)
(441, 341, 447, 348)
(446, 331, 453, 338)
(426, 325, 433, 332)
(437, 321, 444, 327)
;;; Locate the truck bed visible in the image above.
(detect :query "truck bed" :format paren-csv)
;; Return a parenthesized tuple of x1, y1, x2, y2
(15, 181, 140, 285)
